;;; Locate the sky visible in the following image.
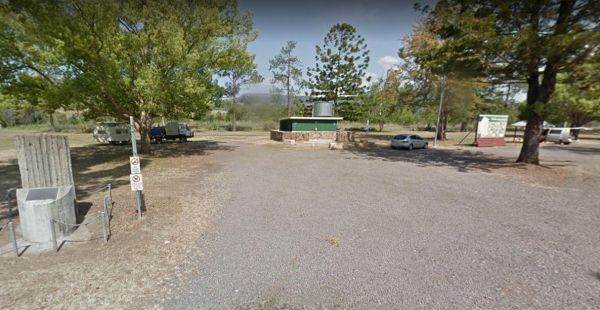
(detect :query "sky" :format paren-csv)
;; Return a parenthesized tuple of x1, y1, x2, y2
(238, 0, 435, 94)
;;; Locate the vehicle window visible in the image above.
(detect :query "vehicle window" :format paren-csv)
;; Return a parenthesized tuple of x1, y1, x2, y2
(394, 135, 407, 140)
(549, 130, 561, 134)
(413, 135, 422, 140)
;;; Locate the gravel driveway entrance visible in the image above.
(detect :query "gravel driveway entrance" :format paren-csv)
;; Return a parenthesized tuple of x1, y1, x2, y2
(167, 142, 600, 309)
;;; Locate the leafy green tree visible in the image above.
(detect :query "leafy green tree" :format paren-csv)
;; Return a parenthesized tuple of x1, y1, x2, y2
(363, 69, 403, 131)
(1, 0, 256, 153)
(218, 35, 263, 132)
(306, 23, 370, 120)
(269, 41, 303, 117)
(423, 0, 599, 164)
(397, 21, 446, 132)
(0, 2, 69, 130)
(547, 63, 600, 129)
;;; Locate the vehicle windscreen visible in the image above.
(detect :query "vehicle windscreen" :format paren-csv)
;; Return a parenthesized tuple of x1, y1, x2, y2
(394, 135, 407, 140)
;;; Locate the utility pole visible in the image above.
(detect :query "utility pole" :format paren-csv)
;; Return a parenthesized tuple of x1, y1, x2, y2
(433, 76, 446, 147)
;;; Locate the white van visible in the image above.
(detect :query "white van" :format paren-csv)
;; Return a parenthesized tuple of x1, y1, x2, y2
(545, 128, 575, 145)
(93, 122, 131, 144)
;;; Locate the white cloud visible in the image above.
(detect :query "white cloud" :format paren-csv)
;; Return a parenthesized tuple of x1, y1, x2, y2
(377, 55, 400, 70)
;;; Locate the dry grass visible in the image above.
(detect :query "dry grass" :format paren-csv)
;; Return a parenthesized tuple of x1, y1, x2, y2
(0, 136, 228, 308)
(326, 236, 340, 247)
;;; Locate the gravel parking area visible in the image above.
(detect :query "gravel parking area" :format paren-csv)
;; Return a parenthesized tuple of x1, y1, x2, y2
(165, 141, 600, 309)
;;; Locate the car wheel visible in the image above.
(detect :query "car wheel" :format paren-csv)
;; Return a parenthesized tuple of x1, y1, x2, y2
(408, 144, 413, 151)
(423, 143, 428, 149)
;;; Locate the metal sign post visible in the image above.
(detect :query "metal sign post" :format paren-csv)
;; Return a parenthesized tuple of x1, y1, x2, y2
(129, 116, 144, 219)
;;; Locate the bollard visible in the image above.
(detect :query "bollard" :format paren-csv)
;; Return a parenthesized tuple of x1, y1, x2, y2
(49, 219, 58, 251)
(8, 221, 18, 257)
(107, 183, 112, 206)
(100, 212, 108, 243)
(104, 195, 111, 235)
(103, 195, 109, 222)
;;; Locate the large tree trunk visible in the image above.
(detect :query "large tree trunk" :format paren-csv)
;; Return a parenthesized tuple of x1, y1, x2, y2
(517, 65, 559, 164)
(231, 110, 237, 131)
(517, 114, 543, 164)
(518, 0, 575, 164)
(517, 74, 543, 164)
(436, 108, 447, 141)
(48, 112, 56, 132)
(379, 121, 384, 132)
(137, 111, 152, 155)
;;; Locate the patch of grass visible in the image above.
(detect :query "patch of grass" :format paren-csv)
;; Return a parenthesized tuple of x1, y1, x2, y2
(191, 120, 277, 132)
(326, 236, 340, 247)
(0, 127, 96, 152)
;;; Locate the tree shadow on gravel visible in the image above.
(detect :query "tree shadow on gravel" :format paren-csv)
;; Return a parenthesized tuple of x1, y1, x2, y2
(344, 145, 575, 173)
(543, 145, 600, 156)
(0, 140, 234, 204)
(591, 271, 600, 282)
(148, 140, 236, 158)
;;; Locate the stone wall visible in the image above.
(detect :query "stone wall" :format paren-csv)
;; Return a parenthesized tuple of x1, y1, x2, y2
(270, 130, 354, 142)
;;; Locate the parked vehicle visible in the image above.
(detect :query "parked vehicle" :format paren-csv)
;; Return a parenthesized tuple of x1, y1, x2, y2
(93, 122, 131, 144)
(149, 122, 193, 143)
(390, 134, 428, 150)
(544, 128, 575, 145)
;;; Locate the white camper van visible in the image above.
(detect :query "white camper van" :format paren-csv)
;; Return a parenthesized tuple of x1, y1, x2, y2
(93, 122, 131, 144)
(544, 128, 575, 145)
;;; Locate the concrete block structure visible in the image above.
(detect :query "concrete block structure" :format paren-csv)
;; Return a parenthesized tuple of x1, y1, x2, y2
(17, 186, 76, 242)
(15, 135, 75, 189)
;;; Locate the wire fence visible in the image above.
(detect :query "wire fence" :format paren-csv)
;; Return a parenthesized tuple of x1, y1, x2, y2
(0, 184, 114, 256)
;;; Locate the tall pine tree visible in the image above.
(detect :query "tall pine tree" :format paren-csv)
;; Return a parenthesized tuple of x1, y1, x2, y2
(269, 41, 302, 117)
(306, 23, 370, 120)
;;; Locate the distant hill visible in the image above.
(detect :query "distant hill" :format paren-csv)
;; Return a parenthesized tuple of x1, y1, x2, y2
(236, 93, 308, 106)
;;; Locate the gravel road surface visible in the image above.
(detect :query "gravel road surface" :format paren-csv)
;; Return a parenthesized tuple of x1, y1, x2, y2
(166, 142, 600, 309)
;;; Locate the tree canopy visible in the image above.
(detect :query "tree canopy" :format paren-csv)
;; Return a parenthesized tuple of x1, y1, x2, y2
(420, 0, 599, 164)
(0, 0, 258, 152)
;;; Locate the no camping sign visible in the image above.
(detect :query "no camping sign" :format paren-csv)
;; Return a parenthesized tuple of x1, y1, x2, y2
(130, 173, 144, 191)
(130, 156, 141, 174)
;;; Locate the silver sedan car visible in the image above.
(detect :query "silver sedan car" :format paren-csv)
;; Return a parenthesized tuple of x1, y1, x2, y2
(390, 134, 428, 150)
